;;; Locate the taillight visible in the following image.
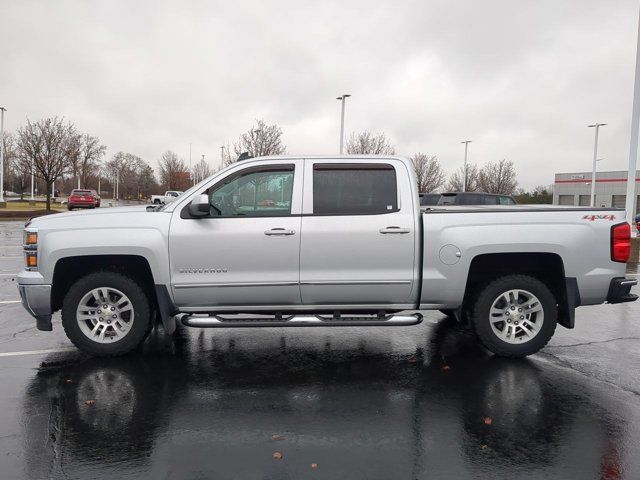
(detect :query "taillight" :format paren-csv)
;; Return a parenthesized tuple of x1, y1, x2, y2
(611, 223, 631, 263)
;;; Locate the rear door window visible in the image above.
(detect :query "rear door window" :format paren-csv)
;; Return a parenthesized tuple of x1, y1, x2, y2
(312, 164, 398, 215)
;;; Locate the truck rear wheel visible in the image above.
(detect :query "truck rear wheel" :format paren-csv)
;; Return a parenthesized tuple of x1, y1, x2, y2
(471, 275, 557, 358)
(61, 271, 152, 357)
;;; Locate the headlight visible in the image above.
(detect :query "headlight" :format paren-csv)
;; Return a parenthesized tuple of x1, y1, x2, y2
(23, 228, 38, 270)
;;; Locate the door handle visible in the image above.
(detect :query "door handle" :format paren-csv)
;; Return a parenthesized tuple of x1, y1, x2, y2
(379, 226, 411, 234)
(264, 228, 296, 236)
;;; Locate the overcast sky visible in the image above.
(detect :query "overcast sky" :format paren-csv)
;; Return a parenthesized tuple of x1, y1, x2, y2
(2, 0, 640, 189)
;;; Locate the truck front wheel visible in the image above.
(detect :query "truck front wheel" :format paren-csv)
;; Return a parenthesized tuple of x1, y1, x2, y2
(471, 275, 557, 358)
(61, 271, 152, 356)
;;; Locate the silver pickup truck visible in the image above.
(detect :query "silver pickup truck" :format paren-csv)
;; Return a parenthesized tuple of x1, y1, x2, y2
(17, 155, 638, 358)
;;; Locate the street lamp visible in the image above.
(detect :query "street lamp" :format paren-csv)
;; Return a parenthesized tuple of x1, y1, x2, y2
(0, 106, 6, 205)
(588, 123, 606, 207)
(336, 94, 351, 154)
(461, 140, 472, 193)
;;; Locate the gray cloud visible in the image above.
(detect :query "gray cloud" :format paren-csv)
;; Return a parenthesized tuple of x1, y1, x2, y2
(1, 0, 638, 188)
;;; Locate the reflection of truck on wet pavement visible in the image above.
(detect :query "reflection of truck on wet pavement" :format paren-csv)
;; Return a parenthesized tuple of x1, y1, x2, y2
(17, 155, 638, 357)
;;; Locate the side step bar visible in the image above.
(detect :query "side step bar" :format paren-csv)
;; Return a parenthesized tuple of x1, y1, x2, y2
(181, 313, 423, 328)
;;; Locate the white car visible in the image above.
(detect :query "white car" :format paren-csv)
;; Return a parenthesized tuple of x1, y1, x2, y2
(150, 191, 183, 205)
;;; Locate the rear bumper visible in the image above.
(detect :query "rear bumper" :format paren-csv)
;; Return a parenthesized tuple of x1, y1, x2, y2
(606, 277, 638, 304)
(17, 284, 53, 331)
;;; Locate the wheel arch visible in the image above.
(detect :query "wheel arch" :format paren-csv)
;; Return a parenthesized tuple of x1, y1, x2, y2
(51, 255, 176, 332)
(462, 252, 577, 329)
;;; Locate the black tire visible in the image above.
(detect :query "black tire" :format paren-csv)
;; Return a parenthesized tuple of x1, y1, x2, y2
(471, 275, 557, 358)
(62, 271, 152, 357)
(439, 309, 455, 317)
(67, 205, 73, 211)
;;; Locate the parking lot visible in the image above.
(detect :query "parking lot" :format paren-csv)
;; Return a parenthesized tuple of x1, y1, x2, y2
(1, 220, 640, 479)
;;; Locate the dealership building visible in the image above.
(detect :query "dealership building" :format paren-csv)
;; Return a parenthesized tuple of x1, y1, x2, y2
(553, 170, 640, 213)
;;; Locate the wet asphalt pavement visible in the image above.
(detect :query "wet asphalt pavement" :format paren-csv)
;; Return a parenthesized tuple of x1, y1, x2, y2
(1, 221, 640, 479)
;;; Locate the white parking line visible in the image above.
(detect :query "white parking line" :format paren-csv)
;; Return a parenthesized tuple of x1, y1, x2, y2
(0, 300, 20, 304)
(0, 348, 76, 358)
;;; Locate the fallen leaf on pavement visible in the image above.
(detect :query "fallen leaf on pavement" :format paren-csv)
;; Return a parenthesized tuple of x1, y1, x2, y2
(64, 379, 73, 384)
(84, 400, 95, 406)
(272, 434, 285, 441)
(483, 417, 492, 425)
(441, 365, 451, 372)
(311, 463, 318, 469)
(273, 451, 283, 460)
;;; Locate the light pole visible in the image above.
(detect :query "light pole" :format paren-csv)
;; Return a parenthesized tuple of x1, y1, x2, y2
(189, 143, 193, 186)
(626, 8, 640, 230)
(0, 106, 6, 205)
(461, 140, 472, 192)
(588, 123, 606, 207)
(30, 157, 34, 201)
(220, 145, 225, 168)
(336, 94, 351, 154)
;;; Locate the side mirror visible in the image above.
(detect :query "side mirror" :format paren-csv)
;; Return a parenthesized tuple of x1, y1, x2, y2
(188, 194, 211, 218)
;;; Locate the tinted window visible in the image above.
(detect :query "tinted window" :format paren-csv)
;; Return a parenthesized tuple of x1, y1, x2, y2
(481, 195, 499, 205)
(499, 196, 515, 205)
(208, 166, 294, 217)
(72, 190, 92, 195)
(313, 164, 398, 215)
(420, 194, 440, 206)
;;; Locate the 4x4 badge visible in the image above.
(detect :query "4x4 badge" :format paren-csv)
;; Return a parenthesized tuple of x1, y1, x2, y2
(582, 214, 616, 221)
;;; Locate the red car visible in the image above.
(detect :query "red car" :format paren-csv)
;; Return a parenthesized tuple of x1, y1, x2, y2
(68, 189, 98, 210)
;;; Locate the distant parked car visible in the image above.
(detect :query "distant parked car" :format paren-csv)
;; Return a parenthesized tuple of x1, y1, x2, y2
(419, 193, 441, 206)
(151, 191, 183, 205)
(420, 192, 517, 207)
(68, 189, 97, 210)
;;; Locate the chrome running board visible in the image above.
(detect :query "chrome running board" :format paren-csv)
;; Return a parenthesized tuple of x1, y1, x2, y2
(181, 313, 422, 328)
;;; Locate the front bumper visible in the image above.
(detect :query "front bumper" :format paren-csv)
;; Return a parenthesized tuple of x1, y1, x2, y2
(606, 277, 638, 304)
(18, 284, 53, 331)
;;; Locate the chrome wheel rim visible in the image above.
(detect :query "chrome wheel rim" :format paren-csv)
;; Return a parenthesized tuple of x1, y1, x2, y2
(489, 289, 544, 344)
(76, 287, 134, 343)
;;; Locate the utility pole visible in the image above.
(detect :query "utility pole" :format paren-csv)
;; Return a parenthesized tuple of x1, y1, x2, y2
(336, 94, 351, 154)
(588, 123, 606, 207)
(461, 140, 472, 192)
(30, 157, 34, 201)
(0, 106, 6, 206)
(626, 7, 640, 231)
(220, 145, 225, 168)
(189, 143, 193, 186)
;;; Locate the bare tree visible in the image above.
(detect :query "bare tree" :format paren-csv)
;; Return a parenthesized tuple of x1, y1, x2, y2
(77, 134, 107, 188)
(478, 159, 518, 195)
(346, 131, 395, 155)
(225, 119, 286, 165)
(411, 153, 445, 193)
(104, 152, 159, 199)
(158, 150, 188, 190)
(447, 164, 479, 192)
(16, 117, 78, 210)
(193, 157, 213, 182)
